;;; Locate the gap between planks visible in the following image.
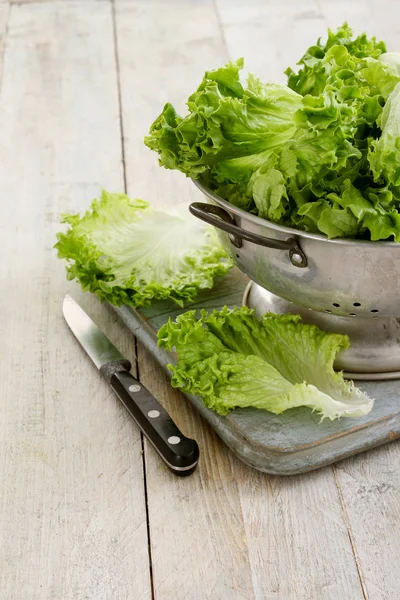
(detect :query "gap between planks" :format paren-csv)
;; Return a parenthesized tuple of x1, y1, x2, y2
(111, 0, 127, 194)
(211, 0, 229, 58)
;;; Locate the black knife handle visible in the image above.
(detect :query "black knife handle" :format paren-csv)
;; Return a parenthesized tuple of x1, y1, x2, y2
(108, 369, 199, 476)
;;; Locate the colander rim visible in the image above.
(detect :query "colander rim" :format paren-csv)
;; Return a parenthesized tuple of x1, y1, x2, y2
(193, 179, 400, 248)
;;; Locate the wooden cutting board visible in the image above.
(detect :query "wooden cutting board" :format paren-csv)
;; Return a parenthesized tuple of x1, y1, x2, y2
(113, 269, 400, 475)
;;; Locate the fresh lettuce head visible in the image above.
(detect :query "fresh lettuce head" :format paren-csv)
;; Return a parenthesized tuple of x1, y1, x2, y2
(55, 191, 232, 308)
(146, 24, 400, 242)
(158, 306, 374, 420)
(369, 81, 400, 186)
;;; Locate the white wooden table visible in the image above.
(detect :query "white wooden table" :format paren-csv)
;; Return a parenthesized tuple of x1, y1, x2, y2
(0, 1, 399, 598)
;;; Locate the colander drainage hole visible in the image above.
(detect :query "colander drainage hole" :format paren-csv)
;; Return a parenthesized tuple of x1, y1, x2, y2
(349, 313, 356, 317)
(332, 303, 340, 308)
(353, 302, 361, 307)
(371, 309, 379, 313)
(236, 254, 240, 259)
(325, 309, 332, 313)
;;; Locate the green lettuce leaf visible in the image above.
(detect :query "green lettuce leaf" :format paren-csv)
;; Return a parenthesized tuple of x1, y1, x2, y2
(158, 307, 374, 420)
(379, 52, 400, 77)
(369, 82, 400, 186)
(295, 180, 400, 240)
(55, 191, 232, 308)
(251, 168, 289, 221)
(145, 59, 302, 185)
(286, 23, 387, 98)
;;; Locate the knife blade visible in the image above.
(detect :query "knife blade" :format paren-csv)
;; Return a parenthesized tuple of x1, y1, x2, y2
(63, 295, 199, 476)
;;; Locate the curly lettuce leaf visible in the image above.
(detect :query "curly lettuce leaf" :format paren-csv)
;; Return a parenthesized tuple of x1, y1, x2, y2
(295, 180, 400, 240)
(286, 23, 387, 98)
(369, 82, 400, 186)
(55, 191, 232, 308)
(145, 59, 302, 185)
(379, 52, 400, 77)
(158, 307, 374, 420)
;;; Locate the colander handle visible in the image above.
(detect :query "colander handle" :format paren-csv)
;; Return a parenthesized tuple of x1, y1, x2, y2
(189, 202, 308, 268)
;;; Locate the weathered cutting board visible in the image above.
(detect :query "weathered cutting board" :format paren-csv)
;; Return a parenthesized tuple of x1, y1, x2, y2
(113, 270, 400, 475)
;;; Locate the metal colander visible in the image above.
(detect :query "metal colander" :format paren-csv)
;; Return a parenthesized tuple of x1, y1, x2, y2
(189, 181, 400, 378)
(190, 180, 400, 319)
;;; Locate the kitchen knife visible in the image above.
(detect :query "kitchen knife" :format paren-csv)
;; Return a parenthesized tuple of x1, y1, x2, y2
(62, 295, 199, 476)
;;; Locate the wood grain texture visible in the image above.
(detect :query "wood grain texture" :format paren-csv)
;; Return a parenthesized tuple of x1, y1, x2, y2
(9, 0, 50, 5)
(116, 1, 364, 597)
(215, 0, 325, 84)
(0, 3, 150, 599)
(333, 446, 400, 600)
(0, 3, 9, 84)
(321, 0, 400, 50)
(114, 0, 222, 206)
(8, 1, 108, 4)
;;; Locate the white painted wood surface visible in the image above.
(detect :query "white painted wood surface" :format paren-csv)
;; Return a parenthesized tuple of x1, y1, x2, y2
(0, 4, 9, 83)
(0, 3, 150, 599)
(0, 0, 398, 599)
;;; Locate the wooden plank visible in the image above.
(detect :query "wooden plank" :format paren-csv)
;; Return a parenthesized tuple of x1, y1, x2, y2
(9, 0, 50, 4)
(0, 4, 9, 85)
(113, 0, 215, 205)
(333, 446, 400, 599)
(116, 0, 364, 597)
(0, 3, 151, 599)
(9, 1, 108, 4)
(215, 0, 400, 80)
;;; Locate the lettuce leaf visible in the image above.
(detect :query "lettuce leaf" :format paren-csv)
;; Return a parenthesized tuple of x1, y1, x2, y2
(379, 52, 400, 77)
(295, 180, 400, 240)
(369, 82, 400, 186)
(55, 191, 232, 308)
(158, 307, 374, 420)
(286, 22, 387, 98)
(145, 59, 302, 185)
